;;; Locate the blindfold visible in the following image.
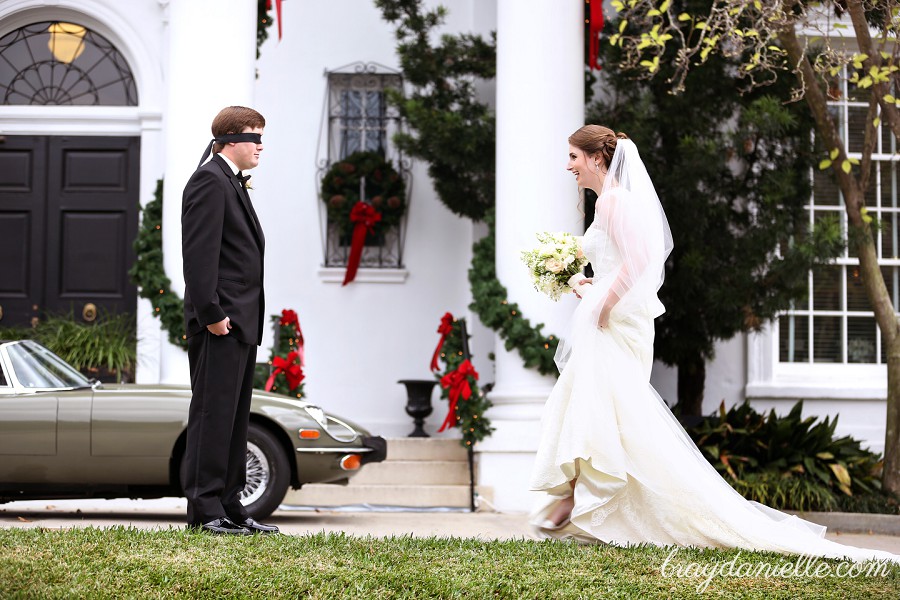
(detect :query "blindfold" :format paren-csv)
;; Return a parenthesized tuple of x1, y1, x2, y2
(197, 133, 263, 168)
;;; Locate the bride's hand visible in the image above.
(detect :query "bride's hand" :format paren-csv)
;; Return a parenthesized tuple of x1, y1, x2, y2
(597, 306, 611, 329)
(573, 278, 593, 299)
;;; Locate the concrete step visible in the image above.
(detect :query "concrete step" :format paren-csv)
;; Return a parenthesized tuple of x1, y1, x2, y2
(351, 460, 471, 486)
(386, 437, 469, 461)
(283, 483, 492, 508)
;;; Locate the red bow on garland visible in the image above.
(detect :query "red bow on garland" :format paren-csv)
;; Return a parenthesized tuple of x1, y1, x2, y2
(588, 0, 604, 71)
(266, 0, 284, 41)
(430, 312, 455, 372)
(438, 359, 479, 432)
(342, 202, 382, 286)
(265, 351, 304, 392)
(279, 309, 305, 366)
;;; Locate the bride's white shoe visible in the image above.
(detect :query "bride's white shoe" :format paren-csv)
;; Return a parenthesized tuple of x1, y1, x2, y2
(538, 516, 571, 531)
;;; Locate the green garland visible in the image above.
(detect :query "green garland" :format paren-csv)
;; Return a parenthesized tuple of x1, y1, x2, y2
(468, 210, 559, 376)
(435, 316, 493, 448)
(128, 179, 188, 350)
(256, 1, 274, 59)
(320, 151, 407, 238)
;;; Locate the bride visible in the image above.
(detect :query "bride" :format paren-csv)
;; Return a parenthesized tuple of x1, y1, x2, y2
(529, 124, 900, 563)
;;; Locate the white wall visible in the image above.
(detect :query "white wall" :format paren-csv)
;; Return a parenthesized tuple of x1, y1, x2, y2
(249, 0, 484, 437)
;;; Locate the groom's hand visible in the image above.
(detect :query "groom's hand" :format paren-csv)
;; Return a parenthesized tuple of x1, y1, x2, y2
(207, 317, 231, 335)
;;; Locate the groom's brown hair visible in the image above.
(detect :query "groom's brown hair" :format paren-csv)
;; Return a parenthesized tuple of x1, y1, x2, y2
(211, 106, 266, 153)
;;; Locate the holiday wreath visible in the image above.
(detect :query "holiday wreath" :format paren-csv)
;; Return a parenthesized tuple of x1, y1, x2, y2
(320, 150, 406, 239)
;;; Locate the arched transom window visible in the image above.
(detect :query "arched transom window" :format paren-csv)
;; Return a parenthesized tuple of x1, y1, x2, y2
(0, 21, 137, 106)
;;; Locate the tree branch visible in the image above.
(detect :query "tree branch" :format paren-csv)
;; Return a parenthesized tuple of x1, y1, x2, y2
(848, 0, 900, 141)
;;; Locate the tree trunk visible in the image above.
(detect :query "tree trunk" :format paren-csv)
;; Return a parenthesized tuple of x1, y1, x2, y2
(780, 26, 900, 497)
(676, 353, 706, 419)
(886, 336, 900, 496)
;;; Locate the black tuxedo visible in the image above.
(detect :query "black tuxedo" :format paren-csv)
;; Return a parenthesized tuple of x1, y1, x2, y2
(180, 154, 265, 526)
(182, 154, 265, 345)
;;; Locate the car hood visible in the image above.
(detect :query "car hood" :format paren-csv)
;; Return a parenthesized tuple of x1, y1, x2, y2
(96, 383, 371, 437)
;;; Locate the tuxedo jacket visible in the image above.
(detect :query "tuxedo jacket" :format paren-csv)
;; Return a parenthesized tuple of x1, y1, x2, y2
(182, 154, 265, 346)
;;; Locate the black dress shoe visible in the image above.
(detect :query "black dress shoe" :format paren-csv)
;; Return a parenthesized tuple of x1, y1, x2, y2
(234, 517, 279, 534)
(193, 517, 252, 535)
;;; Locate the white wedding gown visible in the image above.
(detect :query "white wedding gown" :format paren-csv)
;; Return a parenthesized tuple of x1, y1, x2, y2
(529, 220, 900, 563)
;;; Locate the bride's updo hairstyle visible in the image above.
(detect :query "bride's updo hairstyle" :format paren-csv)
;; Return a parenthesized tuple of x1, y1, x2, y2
(569, 125, 629, 170)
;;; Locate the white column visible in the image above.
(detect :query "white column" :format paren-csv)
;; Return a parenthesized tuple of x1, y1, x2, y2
(480, 0, 584, 512)
(159, 0, 257, 383)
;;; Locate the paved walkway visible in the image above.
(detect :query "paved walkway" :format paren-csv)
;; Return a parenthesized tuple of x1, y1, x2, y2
(2, 497, 900, 554)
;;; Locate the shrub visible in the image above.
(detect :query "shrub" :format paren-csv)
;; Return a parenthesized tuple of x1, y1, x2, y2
(687, 400, 894, 512)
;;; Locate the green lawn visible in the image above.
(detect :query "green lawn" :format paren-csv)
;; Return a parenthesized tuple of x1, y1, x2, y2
(0, 528, 897, 599)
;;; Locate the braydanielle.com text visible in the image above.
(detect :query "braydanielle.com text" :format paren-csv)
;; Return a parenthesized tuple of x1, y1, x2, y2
(660, 548, 894, 593)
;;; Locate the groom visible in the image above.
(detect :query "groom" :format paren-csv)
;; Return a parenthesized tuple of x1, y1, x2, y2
(180, 106, 277, 535)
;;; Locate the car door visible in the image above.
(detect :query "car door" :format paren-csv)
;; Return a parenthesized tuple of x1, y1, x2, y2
(88, 386, 188, 484)
(0, 360, 59, 481)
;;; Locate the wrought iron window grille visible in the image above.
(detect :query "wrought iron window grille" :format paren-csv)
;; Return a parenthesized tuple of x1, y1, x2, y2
(315, 61, 411, 269)
(0, 21, 137, 106)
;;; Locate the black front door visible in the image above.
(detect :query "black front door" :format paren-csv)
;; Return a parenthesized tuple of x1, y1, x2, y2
(0, 135, 139, 327)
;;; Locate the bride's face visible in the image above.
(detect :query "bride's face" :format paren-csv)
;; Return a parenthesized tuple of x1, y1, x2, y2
(566, 145, 605, 192)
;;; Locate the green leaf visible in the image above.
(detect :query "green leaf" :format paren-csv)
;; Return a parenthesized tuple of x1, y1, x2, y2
(818, 159, 832, 170)
(841, 160, 852, 174)
(677, 13, 691, 22)
(830, 148, 840, 160)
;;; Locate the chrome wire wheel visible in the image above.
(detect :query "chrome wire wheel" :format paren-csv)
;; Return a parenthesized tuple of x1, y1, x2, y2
(240, 441, 270, 505)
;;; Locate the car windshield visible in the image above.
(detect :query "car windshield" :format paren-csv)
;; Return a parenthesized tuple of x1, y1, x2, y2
(6, 341, 91, 389)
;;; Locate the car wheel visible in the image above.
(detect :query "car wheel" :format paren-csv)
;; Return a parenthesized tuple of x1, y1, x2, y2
(240, 423, 290, 520)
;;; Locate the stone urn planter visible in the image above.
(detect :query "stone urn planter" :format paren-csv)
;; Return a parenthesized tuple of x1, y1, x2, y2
(398, 379, 437, 437)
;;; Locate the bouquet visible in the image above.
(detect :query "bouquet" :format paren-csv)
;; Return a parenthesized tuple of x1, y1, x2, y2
(520, 232, 588, 301)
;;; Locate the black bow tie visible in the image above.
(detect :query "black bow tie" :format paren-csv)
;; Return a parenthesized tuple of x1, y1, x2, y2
(237, 172, 251, 186)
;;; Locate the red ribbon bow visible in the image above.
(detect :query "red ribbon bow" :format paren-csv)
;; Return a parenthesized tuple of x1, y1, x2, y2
(266, 0, 284, 41)
(438, 359, 479, 432)
(342, 202, 383, 286)
(265, 351, 304, 392)
(279, 309, 305, 366)
(588, 0, 604, 71)
(430, 312, 455, 372)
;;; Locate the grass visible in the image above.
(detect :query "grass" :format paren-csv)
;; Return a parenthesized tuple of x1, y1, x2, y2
(0, 529, 897, 599)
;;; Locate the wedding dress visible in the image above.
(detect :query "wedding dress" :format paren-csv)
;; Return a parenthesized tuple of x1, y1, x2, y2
(529, 139, 900, 563)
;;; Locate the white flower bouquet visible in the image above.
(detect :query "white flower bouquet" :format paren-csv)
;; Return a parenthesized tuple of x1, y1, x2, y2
(520, 232, 588, 301)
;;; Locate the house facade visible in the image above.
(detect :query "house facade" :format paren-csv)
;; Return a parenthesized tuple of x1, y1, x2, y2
(0, 0, 892, 512)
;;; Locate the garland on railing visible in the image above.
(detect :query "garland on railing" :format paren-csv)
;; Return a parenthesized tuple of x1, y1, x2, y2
(258, 309, 306, 398)
(431, 312, 493, 448)
(129, 179, 188, 350)
(468, 209, 560, 377)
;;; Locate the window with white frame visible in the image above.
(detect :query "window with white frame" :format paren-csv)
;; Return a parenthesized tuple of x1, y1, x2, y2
(318, 64, 408, 270)
(777, 78, 899, 366)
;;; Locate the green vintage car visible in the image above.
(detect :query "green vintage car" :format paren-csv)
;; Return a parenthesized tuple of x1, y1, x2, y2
(0, 339, 386, 519)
